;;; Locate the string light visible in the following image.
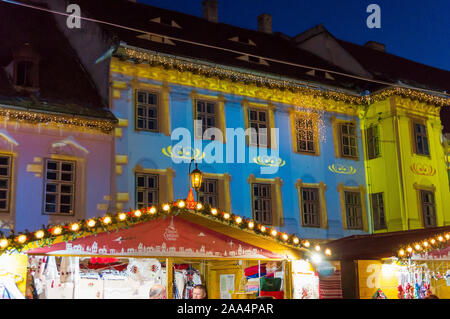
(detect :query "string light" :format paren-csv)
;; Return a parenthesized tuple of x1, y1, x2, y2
(0, 238, 8, 248)
(314, 245, 321, 252)
(438, 236, 444, 242)
(324, 248, 332, 256)
(119, 48, 450, 108)
(87, 219, 96, 227)
(415, 244, 421, 251)
(407, 247, 413, 253)
(0, 109, 114, 134)
(303, 241, 310, 248)
(17, 235, 27, 244)
(196, 203, 203, 210)
(52, 226, 62, 236)
(177, 201, 185, 208)
(35, 230, 45, 239)
(0, 200, 319, 255)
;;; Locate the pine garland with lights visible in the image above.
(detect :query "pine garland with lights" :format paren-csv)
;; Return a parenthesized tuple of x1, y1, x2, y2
(116, 47, 450, 108)
(0, 200, 332, 258)
(0, 108, 115, 134)
(395, 231, 450, 260)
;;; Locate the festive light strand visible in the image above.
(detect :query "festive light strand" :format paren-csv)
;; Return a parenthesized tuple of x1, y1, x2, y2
(0, 200, 332, 258)
(396, 231, 450, 259)
(0, 108, 115, 133)
(117, 47, 450, 107)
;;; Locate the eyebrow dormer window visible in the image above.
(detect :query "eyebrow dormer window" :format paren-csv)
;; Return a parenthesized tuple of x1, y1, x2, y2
(15, 61, 35, 87)
(236, 54, 269, 66)
(11, 43, 39, 89)
(228, 36, 256, 46)
(149, 17, 181, 28)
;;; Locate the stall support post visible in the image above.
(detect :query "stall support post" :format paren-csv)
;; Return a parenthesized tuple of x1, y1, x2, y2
(284, 260, 293, 299)
(166, 258, 173, 299)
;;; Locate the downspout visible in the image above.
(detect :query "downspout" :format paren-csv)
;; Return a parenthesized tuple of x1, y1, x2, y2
(360, 104, 374, 234)
(390, 97, 408, 230)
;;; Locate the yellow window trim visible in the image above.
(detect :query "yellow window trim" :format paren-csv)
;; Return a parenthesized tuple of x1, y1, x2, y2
(408, 116, 431, 159)
(45, 155, 87, 223)
(133, 165, 175, 203)
(295, 179, 328, 229)
(190, 90, 227, 142)
(330, 116, 359, 161)
(241, 98, 277, 150)
(131, 79, 171, 136)
(337, 183, 368, 232)
(0, 151, 17, 217)
(247, 174, 283, 227)
(200, 172, 232, 213)
(413, 183, 438, 228)
(288, 108, 321, 156)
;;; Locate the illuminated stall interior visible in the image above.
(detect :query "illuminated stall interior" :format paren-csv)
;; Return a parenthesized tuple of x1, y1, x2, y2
(0, 201, 335, 299)
(326, 225, 450, 299)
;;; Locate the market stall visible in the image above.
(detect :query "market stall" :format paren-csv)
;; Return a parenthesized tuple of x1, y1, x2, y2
(0, 200, 334, 299)
(326, 226, 450, 299)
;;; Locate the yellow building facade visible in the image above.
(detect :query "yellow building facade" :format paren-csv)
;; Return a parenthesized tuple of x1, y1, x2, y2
(361, 95, 450, 232)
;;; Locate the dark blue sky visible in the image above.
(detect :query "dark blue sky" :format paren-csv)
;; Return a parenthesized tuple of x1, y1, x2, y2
(139, 0, 450, 71)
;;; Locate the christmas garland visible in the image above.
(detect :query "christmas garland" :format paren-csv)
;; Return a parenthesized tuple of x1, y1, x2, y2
(395, 231, 450, 259)
(0, 200, 332, 257)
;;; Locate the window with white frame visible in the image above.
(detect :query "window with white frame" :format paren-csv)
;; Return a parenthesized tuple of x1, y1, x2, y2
(44, 159, 75, 215)
(198, 178, 218, 207)
(301, 187, 321, 227)
(339, 122, 358, 158)
(249, 108, 268, 147)
(0, 155, 12, 212)
(136, 90, 159, 132)
(136, 173, 159, 209)
(195, 100, 217, 140)
(344, 191, 363, 229)
(252, 183, 272, 224)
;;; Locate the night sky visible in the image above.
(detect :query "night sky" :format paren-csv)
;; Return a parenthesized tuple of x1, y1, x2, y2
(139, 0, 450, 72)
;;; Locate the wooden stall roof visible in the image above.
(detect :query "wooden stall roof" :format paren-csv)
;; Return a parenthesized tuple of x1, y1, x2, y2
(23, 210, 305, 260)
(176, 213, 305, 260)
(326, 226, 450, 260)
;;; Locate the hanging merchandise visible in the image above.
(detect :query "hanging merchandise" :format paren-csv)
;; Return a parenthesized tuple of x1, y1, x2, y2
(60, 257, 80, 284)
(173, 271, 185, 299)
(0, 277, 25, 299)
(43, 256, 59, 280)
(181, 266, 202, 299)
(126, 258, 162, 284)
(44, 279, 74, 299)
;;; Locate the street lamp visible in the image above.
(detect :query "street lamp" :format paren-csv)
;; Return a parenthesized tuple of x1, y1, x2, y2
(188, 159, 203, 202)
